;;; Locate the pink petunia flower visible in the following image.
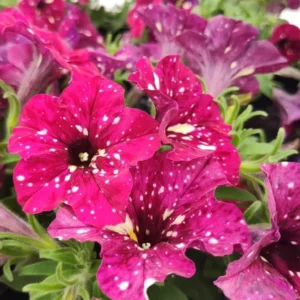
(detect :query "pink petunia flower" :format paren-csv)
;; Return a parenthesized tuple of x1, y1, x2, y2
(8, 77, 160, 228)
(129, 55, 240, 185)
(177, 15, 288, 97)
(48, 152, 250, 300)
(215, 162, 300, 300)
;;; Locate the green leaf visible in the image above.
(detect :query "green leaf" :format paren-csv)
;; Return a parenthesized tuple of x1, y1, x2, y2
(244, 201, 270, 224)
(0, 0, 17, 6)
(148, 282, 189, 300)
(0, 273, 45, 292)
(0, 240, 36, 256)
(40, 248, 78, 266)
(40, 249, 78, 265)
(78, 287, 90, 300)
(3, 259, 14, 282)
(215, 186, 257, 202)
(28, 215, 57, 249)
(0, 153, 20, 164)
(0, 232, 47, 249)
(239, 142, 274, 156)
(256, 74, 275, 98)
(23, 283, 65, 293)
(19, 261, 58, 276)
(55, 263, 78, 286)
(92, 280, 109, 300)
(0, 80, 20, 139)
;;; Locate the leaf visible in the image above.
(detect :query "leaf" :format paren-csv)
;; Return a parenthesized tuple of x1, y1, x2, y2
(0, 273, 45, 292)
(27, 215, 57, 249)
(244, 201, 270, 224)
(148, 282, 188, 300)
(40, 249, 78, 265)
(3, 259, 14, 282)
(0, 153, 20, 164)
(55, 263, 77, 286)
(0, 0, 17, 7)
(0, 240, 36, 256)
(19, 261, 58, 276)
(215, 186, 257, 202)
(256, 74, 275, 98)
(23, 283, 65, 293)
(78, 287, 90, 300)
(238, 142, 274, 156)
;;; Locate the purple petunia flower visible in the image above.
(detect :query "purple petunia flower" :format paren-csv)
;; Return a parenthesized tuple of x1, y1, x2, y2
(129, 55, 240, 185)
(176, 15, 288, 97)
(0, 9, 65, 105)
(48, 152, 250, 300)
(137, 4, 207, 57)
(273, 88, 300, 127)
(215, 162, 300, 300)
(8, 77, 160, 228)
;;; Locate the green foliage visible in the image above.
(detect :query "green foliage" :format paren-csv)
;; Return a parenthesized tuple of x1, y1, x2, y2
(195, 0, 281, 37)
(89, 2, 131, 34)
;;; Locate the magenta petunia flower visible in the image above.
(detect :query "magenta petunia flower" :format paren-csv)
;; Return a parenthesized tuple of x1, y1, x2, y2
(18, 0, 103, 50)
(137, 4, 206, 57)
(48, 152, 250, 300)
(127, 0, 162, 39)
(273, 88, 300, 127)
(177, 15, 288, 97)
(0, 9, 65, 104)
(18, 0, 64, 31)
(271, 23, 300, 63)
(8, 77, 160, 228)
(215, 162, 300, 300)
(129, 55, 240, 185)
(287, 0, 300, 9)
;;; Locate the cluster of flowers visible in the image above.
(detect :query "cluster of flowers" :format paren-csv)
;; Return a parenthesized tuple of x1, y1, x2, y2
(1, 0, 300, 299)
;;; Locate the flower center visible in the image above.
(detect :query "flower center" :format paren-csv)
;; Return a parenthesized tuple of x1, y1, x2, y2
(68, 138, 97, 167)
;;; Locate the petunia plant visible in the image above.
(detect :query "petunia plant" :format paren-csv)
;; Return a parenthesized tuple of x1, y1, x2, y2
(0, 0, 299, 299)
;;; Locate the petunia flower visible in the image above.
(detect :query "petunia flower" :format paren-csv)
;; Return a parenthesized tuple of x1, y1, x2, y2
(87, 43, 161, 78)
(271, 23, 300, 63)
(127, 0, 162, 39)
(137, 4, 207, 57)
(8, 77, 160, 228)
(177, 15, 288, 97)
(129, 55, 240, 185)
(128, 1, 200, 39)
(215, 162, 300, 300)
(273, 88, 300, 127)
(0, 203, 39, 265)
(287, 0, 300, 9)
(18, 0, 64, 31)
(18, 0, 103, 50)
(0, 9, 65, 105)
(48, 152, 250, 300)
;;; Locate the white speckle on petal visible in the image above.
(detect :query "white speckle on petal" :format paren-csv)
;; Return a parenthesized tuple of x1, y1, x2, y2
(17, 175, 25, 181)
(209, 238, 219, 244)
(119, 281, 129, 291)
